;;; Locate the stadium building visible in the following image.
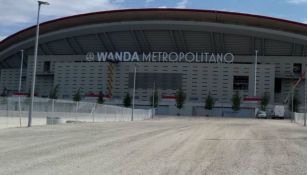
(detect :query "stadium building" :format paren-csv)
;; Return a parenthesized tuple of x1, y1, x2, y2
(1, 9, 307, 116)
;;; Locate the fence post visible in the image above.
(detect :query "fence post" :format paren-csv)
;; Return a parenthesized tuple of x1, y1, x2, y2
(75, 101, 79, 121)
(18, 96, 21, 127)
(6, 97, 8, 127)
(91, 103, 96, 123)
(51, 99, 55, 126)
(51, 99, 54, 126)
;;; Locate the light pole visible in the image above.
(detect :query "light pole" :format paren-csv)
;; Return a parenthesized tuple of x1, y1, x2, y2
(254, 50, 258, 97)
(18, 50, 24, 127)
(131, 63, 140, 121)
(304, 71, 306, 126)
(18, 50, 24, 93)
(28, 1, 49, 127)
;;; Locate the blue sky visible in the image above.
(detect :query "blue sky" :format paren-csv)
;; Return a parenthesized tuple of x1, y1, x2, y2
(1, 0, 307, 41)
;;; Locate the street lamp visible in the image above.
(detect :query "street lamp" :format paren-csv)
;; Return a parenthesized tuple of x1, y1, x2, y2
(18, 50, 24, 93)
(131, 63, 140, 121)
(304, 71, 306, 126)
(28, 1, 49, 127)
(18, 50, 24, 127)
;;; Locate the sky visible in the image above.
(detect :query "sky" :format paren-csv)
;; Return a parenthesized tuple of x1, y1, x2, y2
(1, 0, 307, 41)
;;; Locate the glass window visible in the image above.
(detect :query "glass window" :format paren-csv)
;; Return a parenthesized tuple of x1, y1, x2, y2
(43, 61, 51, 73)
(233, 76, 249, 90)
(293, 63, 302, 74)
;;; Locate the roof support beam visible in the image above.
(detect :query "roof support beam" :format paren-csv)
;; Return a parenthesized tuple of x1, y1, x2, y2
(138, 30, 151, 52)
(38, 45, 47, 55)
(96, 33, 108, 52)
(65, 38, 78, 55)
(103, 32, 116, 52)
(291, 42, 295, 56)
(262, 38, 265, 56)
(22, 53, 27, 67)
(251, 37, 255, 55)
(42, 43, 54, 55)
(72, 37, 85, 55)
(130, 30, 143, 53)
(210, 32, 217, 54)
(2, 60, 12, 68)
(0, 62, 5, 69)
(221, 33, 226, 53)
(179, 30, 188, 52)
(169, 30, 179, 52)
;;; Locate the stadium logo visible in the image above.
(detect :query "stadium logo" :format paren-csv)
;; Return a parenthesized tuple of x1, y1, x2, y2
(85, 52, 95, 61)
(85, 51, 234, 63)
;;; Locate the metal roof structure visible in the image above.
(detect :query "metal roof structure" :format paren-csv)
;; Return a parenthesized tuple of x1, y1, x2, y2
(1, 8, 307, 68)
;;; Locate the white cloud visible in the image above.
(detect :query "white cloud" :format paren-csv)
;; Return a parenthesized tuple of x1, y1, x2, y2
(42, 0, 123, 17)
(288, 0, 307, 4)
(158, 6, 168, 8)
(0, 0, 124, 26)
(176, 0, 188, 8)
(145, 0, 155, 3)
(0, 35, 6, 41)
(0, 0, 125, 39)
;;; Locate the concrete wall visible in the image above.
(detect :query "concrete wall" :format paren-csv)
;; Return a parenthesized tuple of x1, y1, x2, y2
(3, 55, 307, 111)
(54, 62, 107, 99)
(0, 69, 26, 93)
(294, 113, 307, 126)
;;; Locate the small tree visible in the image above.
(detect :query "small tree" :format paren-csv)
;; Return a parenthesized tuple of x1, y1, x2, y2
(205, 92, 214, 110)
(260, 93, 270, 111)
(27, 88, 38, 98)
(73, 88, 81, 102)
(0, 87, 8, 97)
(27, 88, 31, 97)
(232, 91, 241, 111)
(49, 84, 60, 99)
(97, 91, 104, 104)
(289, 92, 300, 112)
(149, 89, 159, 107)
(123, 93, 131, 107)
(176, 88, 186, 109)
(0, 88, 8, 104)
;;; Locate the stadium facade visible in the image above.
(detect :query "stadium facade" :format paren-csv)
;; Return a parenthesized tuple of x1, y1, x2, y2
(1, 9, 307, 116)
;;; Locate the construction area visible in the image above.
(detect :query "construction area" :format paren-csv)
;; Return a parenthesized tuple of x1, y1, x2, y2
(0, 118, 307, 175)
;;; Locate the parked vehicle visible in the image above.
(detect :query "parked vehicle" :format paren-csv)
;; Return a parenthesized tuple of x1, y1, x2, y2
(256, 110, 268, 119)
(272, 105, 285, 119)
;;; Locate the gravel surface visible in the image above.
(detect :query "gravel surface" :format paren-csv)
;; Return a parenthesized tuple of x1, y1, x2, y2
(0, 117, 307, 175)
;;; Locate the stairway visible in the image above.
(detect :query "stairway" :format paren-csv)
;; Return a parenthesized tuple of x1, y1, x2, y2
(283, 72, 305, 104)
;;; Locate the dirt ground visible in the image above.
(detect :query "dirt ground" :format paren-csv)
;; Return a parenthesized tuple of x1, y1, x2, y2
(0, 117, 307, 175)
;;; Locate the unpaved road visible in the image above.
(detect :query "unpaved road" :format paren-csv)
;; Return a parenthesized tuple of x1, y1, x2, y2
(1, 118, 307, 175)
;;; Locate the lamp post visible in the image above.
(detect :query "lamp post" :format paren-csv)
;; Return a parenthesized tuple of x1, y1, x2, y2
(28, 1, 49, 127)
(18, 50, 24, 127)
(304, 71, 306, 126)
(254, 50, 258, 97)
(131, 63, 140, 121)
(18, 50, 24, 93)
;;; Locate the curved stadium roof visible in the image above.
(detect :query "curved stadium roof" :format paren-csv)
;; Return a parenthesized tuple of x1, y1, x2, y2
(1, 8, 307, 68)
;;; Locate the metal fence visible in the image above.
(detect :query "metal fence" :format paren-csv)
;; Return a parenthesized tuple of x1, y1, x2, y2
(294, 112, 307, 126)
(0, 97, 152, 128)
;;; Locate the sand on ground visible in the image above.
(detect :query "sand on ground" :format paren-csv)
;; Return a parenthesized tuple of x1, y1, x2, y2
(0, 117, 307, 175)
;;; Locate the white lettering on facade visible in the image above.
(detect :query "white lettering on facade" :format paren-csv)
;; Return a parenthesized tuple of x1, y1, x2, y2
(86, 51, 235, 64)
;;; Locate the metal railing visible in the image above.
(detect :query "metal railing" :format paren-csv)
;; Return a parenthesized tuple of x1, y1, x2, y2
(0, 97, 152, 129)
